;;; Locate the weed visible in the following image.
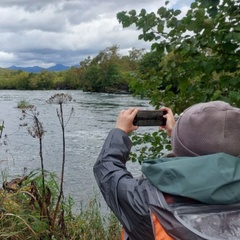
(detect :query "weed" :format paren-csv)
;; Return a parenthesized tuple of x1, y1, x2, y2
(0, 93, 122, 239)
(17, 100, 33, 109)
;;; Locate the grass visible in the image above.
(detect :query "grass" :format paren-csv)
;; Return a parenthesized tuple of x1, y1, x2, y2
(0, 174, 121, 240)
(1, 93, 122, 239)
(17, 100, 33, 109)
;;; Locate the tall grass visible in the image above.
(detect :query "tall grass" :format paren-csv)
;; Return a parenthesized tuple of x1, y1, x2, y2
(0, 181, 121, 239)
(0, 94, 122, 239)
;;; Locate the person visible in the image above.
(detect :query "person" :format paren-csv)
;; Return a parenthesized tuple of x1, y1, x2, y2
(93, 101, 240, 240)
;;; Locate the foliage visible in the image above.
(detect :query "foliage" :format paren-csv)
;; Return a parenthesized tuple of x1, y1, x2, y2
(18, 94, 75, 236)
(78, 45, 133, 93)
(17, 100, 33, 109)
(46, 93, 75, 229)
(0, 46, 145, 93)
(0, 68, 15, 87)
(67, 195, 121, 240)
(0, 173, 121, 239)
(116, 0, 240, 162)
(0, 93, 121, 239)
(0, 68, 80, 91)
(117, 0, 240, 113)
(129, 131, 171, 163)
(20, 105, 48, 229)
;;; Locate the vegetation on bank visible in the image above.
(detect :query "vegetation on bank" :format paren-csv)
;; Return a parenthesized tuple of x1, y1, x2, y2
(1, 94, 121, 239)
(17, 100, 33, 109)
(0, 45, 143, 93)
(0, 172, 121, 240)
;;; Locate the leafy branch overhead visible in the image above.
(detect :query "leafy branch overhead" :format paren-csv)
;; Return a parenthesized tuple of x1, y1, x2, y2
(117, 0, 240, 112)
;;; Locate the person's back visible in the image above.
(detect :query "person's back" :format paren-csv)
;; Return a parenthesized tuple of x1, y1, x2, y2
(93, 101, 240, 239)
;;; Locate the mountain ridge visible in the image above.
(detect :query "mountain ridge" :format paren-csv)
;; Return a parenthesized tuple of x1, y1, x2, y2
(8, 64, 72, 73)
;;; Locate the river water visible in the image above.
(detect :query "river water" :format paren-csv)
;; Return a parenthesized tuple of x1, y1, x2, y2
(0, 90, 155, 212)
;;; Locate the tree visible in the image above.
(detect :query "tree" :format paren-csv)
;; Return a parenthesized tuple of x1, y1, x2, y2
(128, 50, 164, 101)
(79, 45, 139, 93)
(61, 67, 80, 89)
(82, 64, 101, 92)
(117, 0, 240, 112)
(98, 62, 123, 91)
(13, 71, 30, 89)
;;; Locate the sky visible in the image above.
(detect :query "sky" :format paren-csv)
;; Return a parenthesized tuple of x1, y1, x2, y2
(0, 0, 192, 68)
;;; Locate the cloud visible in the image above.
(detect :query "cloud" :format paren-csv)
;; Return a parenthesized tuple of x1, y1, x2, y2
(0, 0, 192, 68)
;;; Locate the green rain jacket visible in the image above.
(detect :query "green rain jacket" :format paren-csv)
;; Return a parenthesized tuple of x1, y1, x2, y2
(142, 153, 240, 205)
(94, 129, 240, 240)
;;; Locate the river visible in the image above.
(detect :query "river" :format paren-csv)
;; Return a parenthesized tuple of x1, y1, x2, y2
(0, 90, 158, 213)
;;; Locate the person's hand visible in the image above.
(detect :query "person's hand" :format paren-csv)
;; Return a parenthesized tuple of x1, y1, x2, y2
(160, 107, 175, 137)
(116, 108, 139, 134)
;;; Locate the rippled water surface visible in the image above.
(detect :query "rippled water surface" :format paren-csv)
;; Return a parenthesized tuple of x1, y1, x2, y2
(0, 90, 152, 212)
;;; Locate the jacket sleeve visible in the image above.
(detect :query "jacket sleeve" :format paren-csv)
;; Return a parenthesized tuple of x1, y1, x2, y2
(93, 128, 154, 239)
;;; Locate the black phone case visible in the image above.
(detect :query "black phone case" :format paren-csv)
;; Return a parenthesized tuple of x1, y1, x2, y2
(133, 110, 167, 126)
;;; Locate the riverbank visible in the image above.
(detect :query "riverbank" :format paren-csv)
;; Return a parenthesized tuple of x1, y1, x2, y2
(0, 176, 121, 239)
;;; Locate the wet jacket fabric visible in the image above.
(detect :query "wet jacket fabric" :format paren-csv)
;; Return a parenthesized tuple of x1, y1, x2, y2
(93, 128, 240, 240)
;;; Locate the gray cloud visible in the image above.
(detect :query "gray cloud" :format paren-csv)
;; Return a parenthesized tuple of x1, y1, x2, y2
(0, 0, 192, 68)
(0, 0, 60, 12)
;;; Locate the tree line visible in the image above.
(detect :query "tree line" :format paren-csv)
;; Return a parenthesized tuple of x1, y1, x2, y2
(0, 45, 145, 93)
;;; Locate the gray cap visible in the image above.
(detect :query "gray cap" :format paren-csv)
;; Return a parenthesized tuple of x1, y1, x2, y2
(171, 101, 240, 157)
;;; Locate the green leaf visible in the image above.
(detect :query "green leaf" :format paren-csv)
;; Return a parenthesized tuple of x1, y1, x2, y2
(174, 9, 181, 16)
(229, 77, 240, 86)
(140, 9, 146, 16)
(157, 24, 164, 33)
(229, 91, 240, 101)
(234, 25, 240, 32)
(191, 2, 198, 8)
(157, 7, 170, 19)
(129, 10, 136, 16)
(170, 61, 176, 68)
(195, 8, 205, 19)
(204, 62, 214, 75)
(232, 32, 240, 42)
(165, 84, 172, 91)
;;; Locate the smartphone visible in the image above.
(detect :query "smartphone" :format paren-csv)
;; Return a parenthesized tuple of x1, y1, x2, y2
(133, 110, 167, 126)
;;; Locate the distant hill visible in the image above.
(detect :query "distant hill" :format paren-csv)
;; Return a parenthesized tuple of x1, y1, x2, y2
(7, 64, 71, 73)
(46, 64, 70, 71)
